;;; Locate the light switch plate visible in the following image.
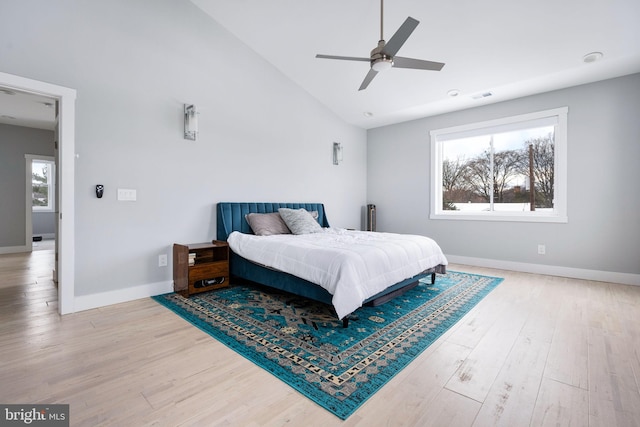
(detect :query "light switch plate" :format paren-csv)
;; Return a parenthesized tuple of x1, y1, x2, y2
(117, 188, 136, 201)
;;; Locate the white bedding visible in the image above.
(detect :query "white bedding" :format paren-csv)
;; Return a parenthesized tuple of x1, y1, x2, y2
(227, 228, 448, 319)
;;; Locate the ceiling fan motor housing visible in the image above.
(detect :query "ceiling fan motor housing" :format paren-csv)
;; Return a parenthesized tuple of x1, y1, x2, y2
(371, 41, 393, 71)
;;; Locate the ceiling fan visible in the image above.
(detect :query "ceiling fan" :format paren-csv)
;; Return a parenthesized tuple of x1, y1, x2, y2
(316, 0, 445, 91)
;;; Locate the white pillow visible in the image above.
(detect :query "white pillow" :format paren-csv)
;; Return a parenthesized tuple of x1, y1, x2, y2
(278, 208, 322, 235)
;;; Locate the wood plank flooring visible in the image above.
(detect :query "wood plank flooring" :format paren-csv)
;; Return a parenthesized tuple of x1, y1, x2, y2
(1, 246, 639, 426)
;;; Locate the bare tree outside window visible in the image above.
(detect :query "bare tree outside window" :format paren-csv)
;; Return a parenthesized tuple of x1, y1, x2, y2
(440, 127, 555, 213)
(32, 161, 53, 210)
(525, 133, 555, 208)
(442, 156, 471, 210)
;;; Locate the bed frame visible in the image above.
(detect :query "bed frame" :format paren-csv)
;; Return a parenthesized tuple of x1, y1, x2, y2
(216, 202, 445, 327)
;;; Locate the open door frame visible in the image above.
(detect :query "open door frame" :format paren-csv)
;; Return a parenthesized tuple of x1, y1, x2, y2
(0, 71, 76, 314)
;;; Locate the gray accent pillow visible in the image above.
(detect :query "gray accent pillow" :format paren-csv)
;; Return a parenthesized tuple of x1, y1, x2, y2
(245, 212, 291, 236)
(278, 208, 322, 235)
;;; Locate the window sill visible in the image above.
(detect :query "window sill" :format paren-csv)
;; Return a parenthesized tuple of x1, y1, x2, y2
(430, 212, 568, 223)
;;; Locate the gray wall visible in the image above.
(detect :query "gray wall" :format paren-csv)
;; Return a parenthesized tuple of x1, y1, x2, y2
(367, 73, 640, 275)
(32, 211, 56, 237)
(0, 1, 367, 296)
(0, 124, 54, 247)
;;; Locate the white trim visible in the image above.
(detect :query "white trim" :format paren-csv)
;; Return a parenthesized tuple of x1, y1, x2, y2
(1, 71, 76, 314)
(74, 281, 174, 312)
(554, 107, 568, 223)
(430, 107, 568, 223)
(447, 254, 640, 286)
(0, 245, 30, 255)
(35, 233, 56, 240)
(429, 211, 568, 223)
(430, 108, 567, 141)
(24, 156, 34, 253)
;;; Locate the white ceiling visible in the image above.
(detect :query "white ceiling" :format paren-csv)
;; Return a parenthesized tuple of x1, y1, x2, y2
(192, 0, 640, 129)
(2, 1, 639, 131)
(0, 88, 56, 130)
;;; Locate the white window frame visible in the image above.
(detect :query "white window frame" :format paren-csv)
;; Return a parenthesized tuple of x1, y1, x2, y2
(430, 107, 568, 223)
(27, 155, 56, 213)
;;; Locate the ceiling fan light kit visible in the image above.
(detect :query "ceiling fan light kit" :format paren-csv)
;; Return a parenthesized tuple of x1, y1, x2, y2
(316, 0, 445, 90)
(372, 58, 393, 72)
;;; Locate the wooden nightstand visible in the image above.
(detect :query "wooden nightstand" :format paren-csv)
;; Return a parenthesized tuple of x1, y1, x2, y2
(173, 241, 229, 297)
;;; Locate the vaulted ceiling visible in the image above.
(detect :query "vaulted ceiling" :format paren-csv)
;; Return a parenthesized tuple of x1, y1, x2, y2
(2, 1, 639, 131)
(192, 0, 640, 129)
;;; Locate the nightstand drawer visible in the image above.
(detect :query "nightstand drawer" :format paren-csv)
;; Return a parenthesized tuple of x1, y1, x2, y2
(189, 263, 228, 281)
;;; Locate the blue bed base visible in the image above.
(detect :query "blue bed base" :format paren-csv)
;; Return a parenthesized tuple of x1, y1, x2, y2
(216, 202, 442, 324)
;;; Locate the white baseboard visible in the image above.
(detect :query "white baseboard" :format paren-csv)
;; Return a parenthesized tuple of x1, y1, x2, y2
(0, 245, 29, 255)
(74, 280, 174, 312)
(446, 255, 640, 286)
(66, 257, 640, 313)
(34, 233, 56, 240)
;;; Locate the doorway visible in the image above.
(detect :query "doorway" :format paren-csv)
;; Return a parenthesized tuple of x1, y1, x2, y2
(0, 71, 76, 314)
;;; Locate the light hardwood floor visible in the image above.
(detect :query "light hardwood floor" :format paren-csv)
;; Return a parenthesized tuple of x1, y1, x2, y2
(1, 246, 639, 426)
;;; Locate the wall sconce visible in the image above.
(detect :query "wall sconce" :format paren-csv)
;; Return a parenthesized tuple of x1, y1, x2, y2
(333, 142, 343, 165)
(184, 104, 198, 140)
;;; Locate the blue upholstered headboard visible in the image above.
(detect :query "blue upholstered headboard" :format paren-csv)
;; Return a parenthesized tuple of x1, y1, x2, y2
(216, 202, 330, 241)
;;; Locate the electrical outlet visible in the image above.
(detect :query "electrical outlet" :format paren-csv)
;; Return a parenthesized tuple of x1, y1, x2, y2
(538, 244, 546, 255)
(158, 254, 168, 267)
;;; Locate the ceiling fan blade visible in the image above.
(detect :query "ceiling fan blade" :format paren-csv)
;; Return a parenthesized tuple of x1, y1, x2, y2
(316, 54, 370, 62)
(381, 16, 419, 57)
(393, 57, 445, 71)
(358, 69, 378, 91)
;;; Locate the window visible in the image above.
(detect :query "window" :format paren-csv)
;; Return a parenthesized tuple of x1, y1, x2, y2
(32, 159, 55, 212)
(430, 107, 567, 222)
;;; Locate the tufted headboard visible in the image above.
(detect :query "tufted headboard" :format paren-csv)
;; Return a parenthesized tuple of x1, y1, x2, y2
(216, 202, 330, 241)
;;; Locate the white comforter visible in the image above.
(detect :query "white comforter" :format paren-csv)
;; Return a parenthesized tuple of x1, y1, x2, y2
(227, 228, 448, 319)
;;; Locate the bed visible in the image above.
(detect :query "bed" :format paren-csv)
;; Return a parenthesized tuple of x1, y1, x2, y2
(216, 202, 447, 327)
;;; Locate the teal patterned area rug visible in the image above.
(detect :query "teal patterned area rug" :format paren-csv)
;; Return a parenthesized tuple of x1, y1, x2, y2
(152, 271, 503, 419)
